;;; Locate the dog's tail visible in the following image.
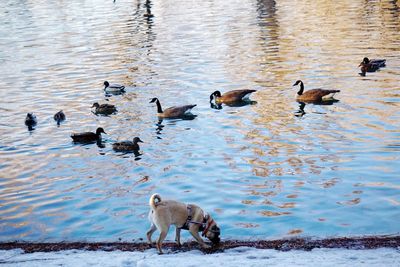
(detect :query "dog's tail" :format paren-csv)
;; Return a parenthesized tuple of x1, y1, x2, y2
(149, 193, 162, 210)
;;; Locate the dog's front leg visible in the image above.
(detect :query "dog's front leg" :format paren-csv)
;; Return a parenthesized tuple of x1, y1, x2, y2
(146, 223, 157, 245)
(189, 227, 210, 249)
(175, 227, 182, 246)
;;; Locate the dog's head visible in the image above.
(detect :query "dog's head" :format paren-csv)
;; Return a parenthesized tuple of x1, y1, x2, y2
(202, 215, 221, 244)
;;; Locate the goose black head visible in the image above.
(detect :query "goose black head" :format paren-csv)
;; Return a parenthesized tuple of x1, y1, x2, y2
(104, 81, 109, 89)
(149, 97, 158, 103)
(210, 91, 221, 102)
(96, 127, 106, 135)
(293, 80, 302, 86)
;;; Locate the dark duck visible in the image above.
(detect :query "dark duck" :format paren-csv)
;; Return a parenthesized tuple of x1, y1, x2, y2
(359, 57, 386, 76)
(70, 127, 106, 143)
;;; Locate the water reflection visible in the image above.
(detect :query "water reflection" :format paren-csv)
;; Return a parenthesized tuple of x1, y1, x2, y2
(72, 140, 106, 149)
(115, 150, 142, 160)
(144, 0, 154, 19)
(295, 100, 340, 117)
(0, 0, 399, 242)
(210, 100, 257, 110)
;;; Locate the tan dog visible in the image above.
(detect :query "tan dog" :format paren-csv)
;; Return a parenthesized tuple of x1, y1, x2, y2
(146, 193, 221, 254)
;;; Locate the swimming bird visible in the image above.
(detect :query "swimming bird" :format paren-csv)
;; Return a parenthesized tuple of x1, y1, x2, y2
(359, 57, 386, 75)
(54, 110, 66, 123)
(104, 81, 125, 93)
(293, 80, 340, 103)
(112, 137, 143, 152)
(70, 127, 106, 143)
(91, 102, 117, 115)
(149, 98, 196, 118)
(25, 113, 37, 127)
(210, 89, 257, 104)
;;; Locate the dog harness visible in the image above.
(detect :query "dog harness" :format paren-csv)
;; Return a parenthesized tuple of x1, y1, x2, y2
(179, 205, 212, 235)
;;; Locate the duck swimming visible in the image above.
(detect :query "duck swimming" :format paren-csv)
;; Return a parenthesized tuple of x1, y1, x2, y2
(71, 127, 106, 143)
(359, 57, 386, 75)
(25, 113, 37, 127)
(104, 81, 125, 93)
(293, 80, 340, 103)
(54, 110, 66, 123)
(91, 102, 117, 115)
(113, 137, 143, 152)
(210, 89, 256, 104)
(149, 97, 196, 118)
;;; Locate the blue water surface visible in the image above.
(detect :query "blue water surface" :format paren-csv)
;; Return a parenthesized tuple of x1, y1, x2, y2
(0, 0, 399, 242)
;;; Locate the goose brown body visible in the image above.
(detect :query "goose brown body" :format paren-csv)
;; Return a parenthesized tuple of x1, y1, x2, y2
(293, 80, 340, 103)
(210, 89, 256, 103)
(150, 98, 196, 118)
(113, 137, 143, 152)
(71, 127, 106, 143)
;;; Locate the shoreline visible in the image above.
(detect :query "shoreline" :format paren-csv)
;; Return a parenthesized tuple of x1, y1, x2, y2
(1, 235, 399, 253)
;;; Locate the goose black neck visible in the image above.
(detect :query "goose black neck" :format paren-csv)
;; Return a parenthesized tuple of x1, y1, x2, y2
(155, 99, 163, 113)
(297, 81, 304, 95)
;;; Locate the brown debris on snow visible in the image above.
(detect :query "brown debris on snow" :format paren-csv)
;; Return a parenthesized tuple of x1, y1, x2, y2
(0, 236, 399, 254)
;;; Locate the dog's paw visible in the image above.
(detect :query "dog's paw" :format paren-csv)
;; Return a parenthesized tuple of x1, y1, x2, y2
(201, 243, 211, 249)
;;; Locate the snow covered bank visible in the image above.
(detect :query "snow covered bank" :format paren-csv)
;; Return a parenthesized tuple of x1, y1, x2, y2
(1, 246, 399, 267)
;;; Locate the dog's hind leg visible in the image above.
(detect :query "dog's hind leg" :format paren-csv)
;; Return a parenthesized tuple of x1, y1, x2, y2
(156, 226, 169, 254)
(175, 227, 182, 246)
(146, 223, 157, 245)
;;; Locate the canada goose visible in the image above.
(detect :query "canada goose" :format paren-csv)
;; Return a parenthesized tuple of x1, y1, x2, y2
(91, 102, 117, 115)
(71, 127, 106, 143)
(149, 97, 196, 118)
(54, 110, 66, 123)
(104, 81, 125, 93)
(210, 89, 256, 103)
(25, 113, 37, 127)
(113, 137, 143, 152)
(293, 80, 340, 103)
(359, 57, 386, 75)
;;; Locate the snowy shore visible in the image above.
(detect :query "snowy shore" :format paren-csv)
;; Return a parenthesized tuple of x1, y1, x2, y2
(1, 246, 399, 267)
(1, 236, 399, 266)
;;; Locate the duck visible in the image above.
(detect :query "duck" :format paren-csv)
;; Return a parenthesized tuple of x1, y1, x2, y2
(149, 97, 196, 118)
(359, 57, 386, 74)
(112, 137, 143, 152)
(53, 110, 66, 123)
(71, 127, 106, 143)
(293, 80, 340, 103)
(210, 89, 257, 104)
(104, 81, 125, 93)
(25, 113, 37, 127)
(91, 102, 117, 115)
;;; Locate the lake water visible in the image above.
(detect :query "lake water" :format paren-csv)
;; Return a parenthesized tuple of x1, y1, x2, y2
(0, 0, 399, 242)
